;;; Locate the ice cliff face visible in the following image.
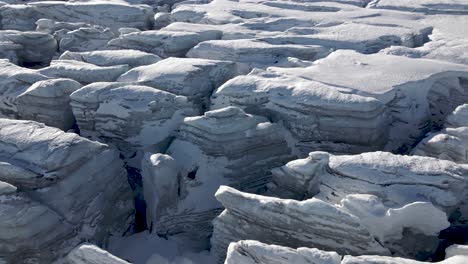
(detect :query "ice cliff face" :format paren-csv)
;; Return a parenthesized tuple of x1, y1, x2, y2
(413, 104, 468, 163)
(0, 30, 56, 66)
(211, 185, 390, 261)
(141, 107, 294, 241)
(211, 184, 453, 261)
(224, 240, 342, 264)
(0, 59, 49, 118)
(0, 119, 133, 263)
(69, 82, 196, 155)
(224, 240, 468, 264)
(16, 78, 82, 130)
(117, 58, 241, 111)
(0, 2, 154, 32)
(269, 151, 468, 214)
(212, 50, 468, 155)
(59, 50, 162, 68)
(65, 244, 130, 264)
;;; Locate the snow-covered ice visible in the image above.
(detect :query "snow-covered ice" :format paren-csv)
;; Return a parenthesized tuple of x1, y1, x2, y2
(117, 58, 241, 110)
(1, 0, 468, 263)
(59, 49, 161, 68)
(225, 240, 342, 264)
(141, 107, 294, 241)
(0, 119, 133, 263)
(69, 82, 196, 154)
(412, 104, 468, 163)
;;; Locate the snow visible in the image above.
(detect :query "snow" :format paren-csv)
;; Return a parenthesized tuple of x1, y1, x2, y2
(70, 82, 196, 153)
(225, 240, 342, 264)
(141, 107, 293, 240)
(0, 30, 56, 65)
(381, 15, 468, 65)
(339, 194, 450, 243)
(445, 245, 468, 259)
(211, 51, 468, 154)
(108, 231, 214, 264)
(211, 185, 389, 261)
(16, 78, 82, 130)
(66, 244, 130, 264)
(38, 60, 129, 84)
(371, 0, 468, 15)
(0, 118, 132, 263)
(412, 104, 468, 163)
(59, 49, 161, 67)
(0, 1, 154, 32)
(117, 57, 240, 109)
(342, 255, 468, 264)
(271, 50, 468, 100)
(187, 39, 331, 68)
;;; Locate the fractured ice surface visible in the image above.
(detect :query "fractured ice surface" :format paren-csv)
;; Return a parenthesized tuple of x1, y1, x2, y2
(370, 0, 468, 15)
(0, 41, 21, 65)
(381, 16, 468, 66)
(213, 183, 454, 261)
(117, 57, 241, 110)
(0, 30, 57, 65)
(339, 194, 449, 243)
(212, 50, 468, 154)
(0, 1, 154, 32)
(16, 78, 82, 130)
(38, 60, 129, 84)
(107, 27, 222, 58)
(211, 185, 389, 261)
(225, 240, 342, 264)
(413, 104, 468, 163)
(170, 0, 413, 26)
(60, 49, 161, 68)
(445, 244, 468, 259)
(187, 39, 330, 69)
(225, 240, 468, 264)
(0, 59, 48, 118)
(0, 119, 133, 263)
(141, 107, 294, 240)
(270, 151, 468, 214)
(0, 181, 76, 263)
(35, 18, 117, 52)
(342, 255, 468, 264)
(69, 82, 196, 154)
(0, 60, 85, 130)
(65, 243, 130, 264)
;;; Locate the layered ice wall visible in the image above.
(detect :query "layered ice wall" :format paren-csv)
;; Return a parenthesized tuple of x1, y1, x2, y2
(212, 50, 468, 155)
(0, 2, 154, 32)
(413, 104, 468, 163)
(141, 107, 294, 241)
(224, 240, 468, 264)
(65, 244, 131, 264)
(211, 184, 452, 261)
(59, 50, 162, 68)
(0, 119, 133, 263)
(225, 240, 342, 264)
(70, 82, 196, 155)
(269, 151, 468, 214)
(211, 185, 390, 261)
(117, 58, 241, 111)
(16, 78, 82, 130)
(0, 30, 56, 66)
(0, 59, 49, 118)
